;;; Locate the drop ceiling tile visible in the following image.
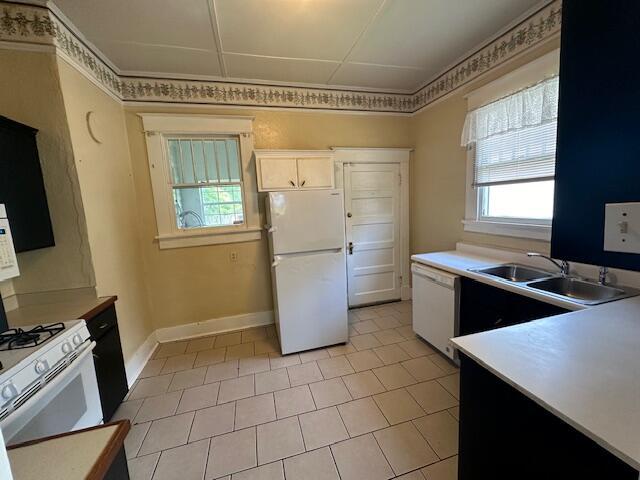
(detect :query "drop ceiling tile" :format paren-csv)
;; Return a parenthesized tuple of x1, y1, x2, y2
(224, 54, 338, 85)
(330, 63, 427, 91)
(349, 0, 540, 76)
(215, 0, 384, 61)
(54, 0, 216, 50)
(103, 42, 221, 77)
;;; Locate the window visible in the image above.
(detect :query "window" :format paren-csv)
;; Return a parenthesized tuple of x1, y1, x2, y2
(475, 119, 557, 224)
(167, 137, 244, 229)
(141, 114, 260, 249)
(462, 59, 559, 240)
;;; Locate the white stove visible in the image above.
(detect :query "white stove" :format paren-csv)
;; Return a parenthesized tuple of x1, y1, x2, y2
(0, 320, 102, 445)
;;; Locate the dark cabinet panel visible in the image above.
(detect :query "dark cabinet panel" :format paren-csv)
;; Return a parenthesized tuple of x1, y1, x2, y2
(459, 354, 638, 478)
(551, 1, 640, 271)
(88, 305, 129, 422)
(0, 116, 55, 252)
(459, 278, 568, 335)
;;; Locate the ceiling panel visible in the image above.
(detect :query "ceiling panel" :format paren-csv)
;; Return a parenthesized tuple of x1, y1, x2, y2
(50, 0, 545, 92)
(224, 54, 338, 84)
(330, 62, 427, 91)
(215, 0, 384, 61)
(104, 42, 221, 77)
(54, 0, 216, 50)
(349, 0, 540, 77)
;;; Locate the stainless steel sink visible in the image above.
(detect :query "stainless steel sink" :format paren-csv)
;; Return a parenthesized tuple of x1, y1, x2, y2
(471, 264, 554, 282)
(526, 277, 639, 305)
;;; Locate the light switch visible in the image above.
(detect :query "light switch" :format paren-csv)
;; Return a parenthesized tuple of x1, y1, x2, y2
(604, 203, 640, 254)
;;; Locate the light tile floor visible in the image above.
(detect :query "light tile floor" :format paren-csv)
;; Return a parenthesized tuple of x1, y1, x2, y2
(116, 301, 460, 480)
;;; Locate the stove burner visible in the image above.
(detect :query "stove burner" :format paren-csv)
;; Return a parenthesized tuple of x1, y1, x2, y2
(0, 323, 65, 351)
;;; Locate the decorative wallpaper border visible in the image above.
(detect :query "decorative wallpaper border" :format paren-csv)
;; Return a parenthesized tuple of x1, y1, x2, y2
(411, 0, 562, 111)
(0, 1, 561, 114)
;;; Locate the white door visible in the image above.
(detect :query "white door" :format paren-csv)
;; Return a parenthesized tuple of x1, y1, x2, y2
(267, 190, 345, 255)
(344, 163, 401, 307)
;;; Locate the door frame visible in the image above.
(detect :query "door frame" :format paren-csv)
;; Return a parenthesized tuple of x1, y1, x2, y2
(333, 147, 412, 302)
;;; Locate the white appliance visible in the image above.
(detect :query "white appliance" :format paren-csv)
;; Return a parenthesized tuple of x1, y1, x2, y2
(412, 262, 460, 362)
(0, 320, 102, 445)
(0, 204, 19, 283)
(266, 189, 348, 354)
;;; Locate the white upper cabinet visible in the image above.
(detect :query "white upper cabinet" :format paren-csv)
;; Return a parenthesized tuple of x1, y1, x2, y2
(258, 156, 298, 190)
(296, 157, 334, 188)
(256, 150, 335, 191)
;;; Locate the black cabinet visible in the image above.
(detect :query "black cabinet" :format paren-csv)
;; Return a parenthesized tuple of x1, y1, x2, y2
(459, 278, 569, 335)
(87, 304, 129, 422)
(459, 354, 638, 478)
(551, 1, 640, 271)
(0, 116, 55, 252)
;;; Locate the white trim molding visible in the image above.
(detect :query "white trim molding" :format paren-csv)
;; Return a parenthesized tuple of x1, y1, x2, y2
(139, 113, 261, 249)
(0, 1, 561, 114)
(124, 330, 158, 388)
(154, 310, 274, 343)
(462, 219, 552, 241)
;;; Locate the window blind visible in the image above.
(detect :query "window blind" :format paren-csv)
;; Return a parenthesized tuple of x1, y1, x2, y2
(167, 137, 241, 186)
(473, 119, 557, 187)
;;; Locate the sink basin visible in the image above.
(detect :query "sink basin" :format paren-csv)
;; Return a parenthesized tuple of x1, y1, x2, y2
(527, 277, 638, 305)
(471, 264, 554, 282)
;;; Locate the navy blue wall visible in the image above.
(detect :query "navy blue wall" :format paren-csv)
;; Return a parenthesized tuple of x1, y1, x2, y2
(551, 0, 640, 271)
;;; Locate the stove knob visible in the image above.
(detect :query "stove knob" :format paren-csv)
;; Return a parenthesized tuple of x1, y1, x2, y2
(62, 342, 72, 354)
(34, 360, 48, 374)
(1, 383, 16, 400)
(72, 334, 83, 347)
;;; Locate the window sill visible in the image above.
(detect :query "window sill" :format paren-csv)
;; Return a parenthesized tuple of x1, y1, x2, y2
(462, 219, 551, 241)
(156, 227, 262, 249)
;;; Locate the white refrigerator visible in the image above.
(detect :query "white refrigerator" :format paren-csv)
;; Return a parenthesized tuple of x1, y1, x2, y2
(266, 189, 348, 354)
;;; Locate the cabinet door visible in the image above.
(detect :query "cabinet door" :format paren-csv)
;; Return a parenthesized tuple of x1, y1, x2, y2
(258, 157, 298, 191)
(296, 157, 334, 189)
(0, 117, 55, 252)
(89, 306, 128, 422)
(93, 325, 128, 421)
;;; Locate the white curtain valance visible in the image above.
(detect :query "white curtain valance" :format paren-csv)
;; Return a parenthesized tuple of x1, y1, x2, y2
(461, 76, 559, 147)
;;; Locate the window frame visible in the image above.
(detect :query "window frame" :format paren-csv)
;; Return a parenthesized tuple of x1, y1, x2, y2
(140, 114, 261, 249)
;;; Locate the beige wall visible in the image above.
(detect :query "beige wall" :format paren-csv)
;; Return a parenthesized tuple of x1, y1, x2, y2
(0, 39, 561, 359)
(56, 60, 154, 361)
(0, 50, 94, 297)
(125, 107, 411, 329)
(409, 39, 560, 256)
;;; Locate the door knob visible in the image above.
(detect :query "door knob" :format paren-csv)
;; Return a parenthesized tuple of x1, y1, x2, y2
(347, 212, 352, 218)
(348, 242, 354, 255)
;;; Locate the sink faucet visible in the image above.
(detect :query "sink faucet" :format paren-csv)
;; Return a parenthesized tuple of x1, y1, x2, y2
(598, 266, 609, 285)
(527, 252, 570, 277)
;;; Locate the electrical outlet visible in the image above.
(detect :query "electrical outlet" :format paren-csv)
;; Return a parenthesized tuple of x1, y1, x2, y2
(230, 251, 238, 262)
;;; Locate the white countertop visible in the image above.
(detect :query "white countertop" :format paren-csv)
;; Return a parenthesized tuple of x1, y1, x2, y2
(411, 249, 640, 470)
(411, 250, 587, 311)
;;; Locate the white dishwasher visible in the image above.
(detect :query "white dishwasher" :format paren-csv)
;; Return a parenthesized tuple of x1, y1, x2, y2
(412, 262, 460, 362)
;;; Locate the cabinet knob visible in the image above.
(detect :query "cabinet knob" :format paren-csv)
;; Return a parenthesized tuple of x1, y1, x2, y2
(301, 180, 306, 186)
(289, 180, 295, 187)
(347, 212, 352, 218)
